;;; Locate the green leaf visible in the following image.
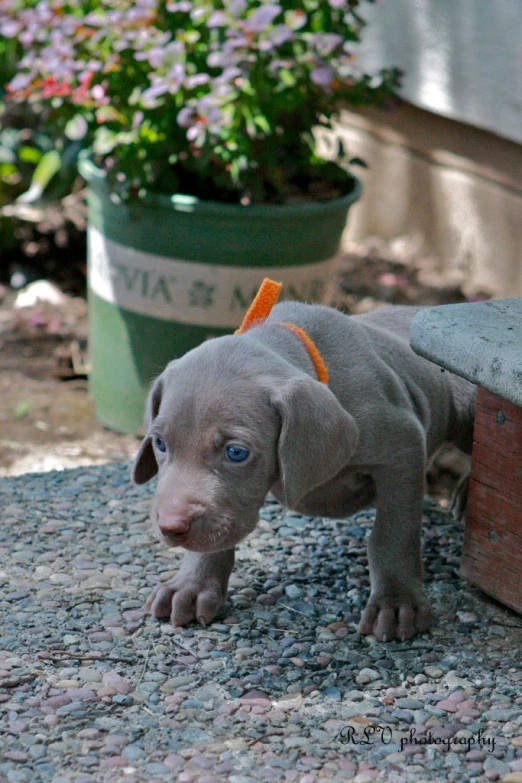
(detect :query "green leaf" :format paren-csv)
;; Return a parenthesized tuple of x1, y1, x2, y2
(0, 162, 17, 179)
(239, 80, 255, 97)
(31, 150, 61, 188)
(279, 69, 296, 88)
(18, 146, 42, 165)
(14, 400, 31, 419)
(95, 105, 127, 124)
(254, 114, 271, 134)
(16, 150, 61, 204)
(242, 106, 257, 138)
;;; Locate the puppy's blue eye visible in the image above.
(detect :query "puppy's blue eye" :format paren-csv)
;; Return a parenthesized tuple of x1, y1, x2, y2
(154, 435, 166, 453)
(226, 445, 250, 463)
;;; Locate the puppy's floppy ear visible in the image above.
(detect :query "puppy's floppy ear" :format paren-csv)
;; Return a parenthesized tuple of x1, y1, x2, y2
(272, 377, 359, 508)
(131, 375, 164, 485)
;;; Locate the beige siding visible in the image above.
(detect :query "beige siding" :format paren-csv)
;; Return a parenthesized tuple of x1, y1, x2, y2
(355, 0, 522, 144)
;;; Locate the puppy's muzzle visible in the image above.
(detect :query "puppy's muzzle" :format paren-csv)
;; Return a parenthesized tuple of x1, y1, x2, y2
(156, 502, 205, 538)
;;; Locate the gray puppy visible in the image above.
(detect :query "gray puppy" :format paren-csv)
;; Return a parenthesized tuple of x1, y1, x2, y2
(132, 300, 475, 641)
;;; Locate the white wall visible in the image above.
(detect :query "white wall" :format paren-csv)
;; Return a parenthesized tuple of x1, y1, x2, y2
(355, 0, 522, 144)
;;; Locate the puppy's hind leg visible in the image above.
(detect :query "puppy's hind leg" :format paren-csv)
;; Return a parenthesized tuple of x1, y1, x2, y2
(449, 465, 471, 521)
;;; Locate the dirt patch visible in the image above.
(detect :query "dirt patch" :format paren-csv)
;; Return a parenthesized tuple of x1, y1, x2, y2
(0, 291, 137, 476)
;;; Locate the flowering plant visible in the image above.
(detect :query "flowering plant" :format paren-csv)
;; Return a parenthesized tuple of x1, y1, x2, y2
(1, 0, 399, 203)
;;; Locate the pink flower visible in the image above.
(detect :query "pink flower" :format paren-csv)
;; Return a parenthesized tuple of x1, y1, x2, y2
(177, 106, 194, 127)
(91, 83, 109, 103)
(284, 9, 307, 31)
(132, 110, 144, 129)
(185, 73, 210, 89)
(226, 0, 247, 17)
(7, 72, 33, 92)
(186, 109, 225, 145)
(135, 46, 168, 69)
(244, 5, 281, 33)
(71, 71, 94, 104)
(141, 82, 169, 106)
(1, 19, 21, 37)
(310, 66, 334, 87)
(313, 33, 344, 57)
(265, 24, 293, 47)
(39, 77, 73, 99)
(166, 0, 192, 11)
(19, 30, 35, 47)
(207, 11, 228, 28)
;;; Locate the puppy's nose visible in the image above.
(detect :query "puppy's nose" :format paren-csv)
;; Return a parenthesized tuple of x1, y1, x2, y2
(157, 503, 204, 536)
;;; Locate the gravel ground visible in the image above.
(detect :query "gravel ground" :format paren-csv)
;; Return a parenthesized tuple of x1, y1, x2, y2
(1, 461, 521, 783)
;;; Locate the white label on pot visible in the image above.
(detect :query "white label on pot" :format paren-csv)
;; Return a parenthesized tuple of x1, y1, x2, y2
(87, 226, 339, 329)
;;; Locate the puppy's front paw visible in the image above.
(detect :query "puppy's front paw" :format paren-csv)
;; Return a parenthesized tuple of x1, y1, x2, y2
(145, 575, 226, 627)
(359, 587, 433, 642)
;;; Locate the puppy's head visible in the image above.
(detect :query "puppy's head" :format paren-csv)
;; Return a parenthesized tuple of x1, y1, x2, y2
(132, 337, 358, 553)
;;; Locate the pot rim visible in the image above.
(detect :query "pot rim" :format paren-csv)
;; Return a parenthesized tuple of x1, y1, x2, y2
(79, 154, 362, 218)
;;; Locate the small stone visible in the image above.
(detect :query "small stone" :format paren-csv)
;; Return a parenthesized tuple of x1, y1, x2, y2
(424, 666, 443, 679)
(511, 737, 522, 747)
(323, 688, 342, 701)
(33, 566, 53, 581)
(78, 668, 102, 684)
(65, 688, 98, 702)
(467, 751, 486, 761)
(240, 690, 270, 707)
(356, 668, 380, 685)
(256, 594, 276, 606)
(97, 686, 117, 697)
(395, 698, 423, 709)
(192, 756, 215, 770)
(354, 774, 378, 783)
(77, 729, 101, 740)
(484, 709, 519, 722)
(484, 757, 510, 776)
(339, 759, 357, 773)
(101, 671, 132, 695)
(457, 611, 477, 624)
(284, 585, 303, 599)
(448, 691, 466, 704)
(8, 721, 28, 734)
(444, 673, 473, 688)
(4, 750, 28, 762)
(102, 756, 128, 768)
(391, 709, 415, 724)
(161, 675, 195, 691)
(56, 699, 86, 715)
(437, 699, 459, 713)
(41, 695, 72, 709)
(201, 661, 224, 672)
(137, 681, 158, 694)
(164, 754, 184, 770)
(503, 774, 522, 783)
(29, 745, 47, 761)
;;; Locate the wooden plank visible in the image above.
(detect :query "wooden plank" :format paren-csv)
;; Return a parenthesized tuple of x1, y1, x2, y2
(472, 389, 522, 456)
(470, 444, 522, 500)
(461, 387, 522, 614)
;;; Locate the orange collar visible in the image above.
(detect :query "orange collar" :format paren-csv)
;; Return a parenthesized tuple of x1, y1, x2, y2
(235, 278, 329, 385)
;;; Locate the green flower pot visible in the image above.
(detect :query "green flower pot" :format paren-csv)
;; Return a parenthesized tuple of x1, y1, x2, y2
(79, 157, 362, 434)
